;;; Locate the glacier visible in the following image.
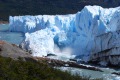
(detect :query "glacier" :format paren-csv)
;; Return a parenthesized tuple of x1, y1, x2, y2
(9, 5, 120, 65)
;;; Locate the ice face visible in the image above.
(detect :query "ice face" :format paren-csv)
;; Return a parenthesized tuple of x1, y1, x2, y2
(24, 28, 54, 57)
(9, 5, 120, 62)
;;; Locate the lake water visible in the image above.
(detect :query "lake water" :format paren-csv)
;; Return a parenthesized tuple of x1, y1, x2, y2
(58, 66, 120, 80)
(0, 24, 24, 45)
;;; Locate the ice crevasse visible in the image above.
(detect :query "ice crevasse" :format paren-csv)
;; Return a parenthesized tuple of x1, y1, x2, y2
(9, 5, 120, 62)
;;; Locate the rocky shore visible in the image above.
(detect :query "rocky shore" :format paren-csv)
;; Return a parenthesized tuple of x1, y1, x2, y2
(0, 41, 31, 59)
(32, 57, 103, 72)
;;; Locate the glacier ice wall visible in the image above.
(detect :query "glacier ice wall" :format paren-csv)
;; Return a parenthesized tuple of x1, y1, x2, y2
(9, 5, 120, 61)
(90, 31, 120, 66)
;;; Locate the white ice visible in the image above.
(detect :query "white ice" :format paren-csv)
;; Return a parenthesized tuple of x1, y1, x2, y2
(9, 5, 120, 64)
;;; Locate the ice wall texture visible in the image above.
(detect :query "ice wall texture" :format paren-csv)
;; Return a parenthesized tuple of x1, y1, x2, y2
(89, 31, 120, 66)
(9, 6, 120, 60)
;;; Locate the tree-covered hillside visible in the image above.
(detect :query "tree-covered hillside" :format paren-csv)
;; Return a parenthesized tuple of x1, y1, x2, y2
(0, 0, 120, 21)
(0, 56, 90, 80)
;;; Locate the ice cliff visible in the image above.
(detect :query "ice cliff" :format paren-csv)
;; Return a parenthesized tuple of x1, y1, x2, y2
(9, 5, 120, 65)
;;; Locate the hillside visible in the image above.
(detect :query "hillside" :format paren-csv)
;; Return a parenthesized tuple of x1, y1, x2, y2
(0, 41, 30, 59)
(0, 0, 120, 21)
(0, 55, 90, 80)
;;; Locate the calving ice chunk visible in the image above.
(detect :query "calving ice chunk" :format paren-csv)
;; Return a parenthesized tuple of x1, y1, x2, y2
(24, 28, 54, 57)
(9, 5, 120, 65)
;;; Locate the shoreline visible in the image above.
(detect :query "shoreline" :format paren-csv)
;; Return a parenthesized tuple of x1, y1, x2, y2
(0, 21, 9, 24)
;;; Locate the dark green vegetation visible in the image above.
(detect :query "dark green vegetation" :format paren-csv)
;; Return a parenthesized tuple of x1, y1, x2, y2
(0, 56, 89, 80)
(0, 0, 120, 21)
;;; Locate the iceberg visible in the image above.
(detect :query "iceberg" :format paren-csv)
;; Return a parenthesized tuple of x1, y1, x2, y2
(9, 5, 120, 65)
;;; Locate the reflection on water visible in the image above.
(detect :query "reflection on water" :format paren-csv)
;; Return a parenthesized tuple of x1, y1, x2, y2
(0, 24, 24, 44)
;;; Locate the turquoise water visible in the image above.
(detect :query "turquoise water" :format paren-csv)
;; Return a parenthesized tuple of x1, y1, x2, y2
(0, 24, 24, 44)
(58, 66, 120, 80)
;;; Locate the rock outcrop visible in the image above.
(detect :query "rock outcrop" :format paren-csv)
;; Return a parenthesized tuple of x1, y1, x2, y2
(0, 41, 31, 59)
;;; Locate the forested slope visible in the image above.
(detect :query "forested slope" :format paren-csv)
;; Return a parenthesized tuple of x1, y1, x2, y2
(0, 0, 120, 21)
